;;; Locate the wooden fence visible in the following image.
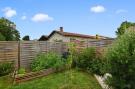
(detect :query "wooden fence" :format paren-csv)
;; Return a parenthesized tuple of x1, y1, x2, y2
(19, 41, 67, 70)
(0, 41, 19, 67)
(0, 39, 114, 70)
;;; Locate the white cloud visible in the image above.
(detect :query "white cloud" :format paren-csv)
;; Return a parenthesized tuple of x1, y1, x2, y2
(31, 13, 53, 22)
(21, 16, 27, 20)
(90, 5, 106, 13)
(2, 7, 17, 18)
(116, 9, 128, 14)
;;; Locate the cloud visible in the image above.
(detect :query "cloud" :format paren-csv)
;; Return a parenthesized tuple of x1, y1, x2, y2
(90, 5, 106, 13)
(2, 7, 17, 18)
(31, 13, 53, 22)
(21, 16, 27, 20)
(116, 9, 128, 14)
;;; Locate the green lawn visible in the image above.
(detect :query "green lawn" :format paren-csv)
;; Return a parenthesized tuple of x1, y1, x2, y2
(0, 69, 102, 89)
(0, 75, 13, 89)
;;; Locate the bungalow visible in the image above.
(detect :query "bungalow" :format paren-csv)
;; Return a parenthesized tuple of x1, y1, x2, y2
(47, 27, 110, 42)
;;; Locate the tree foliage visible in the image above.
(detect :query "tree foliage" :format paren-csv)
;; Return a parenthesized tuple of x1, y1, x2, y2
(22, 35, 30, 41)
(116, 21, 135, 37)
(0, 33, 5, 41)
(105, 30, 135, 89)
(0, 17, 20, 41)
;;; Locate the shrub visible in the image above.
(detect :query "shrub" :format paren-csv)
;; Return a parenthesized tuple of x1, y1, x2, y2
(76, 47, 96, 69)
(31, 52, 66, 71)
(18, 68, 26, 74)
(0, 62, 14, 76)
(105, 30, 135, 89)
(18, 68, 26, 77)
(75, 47, 105, 76)
(87, 57, 105, 76)
(67, 43, 78, 68)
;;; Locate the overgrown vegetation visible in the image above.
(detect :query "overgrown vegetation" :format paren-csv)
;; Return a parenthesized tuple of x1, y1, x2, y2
(73, 47, 104, 76)
(0, 62, 14, 77)
(76, 47, 96, 69)
(31, 52, 66, 71)
(67, 43, 78, 68)
(105, 30, 135, 89)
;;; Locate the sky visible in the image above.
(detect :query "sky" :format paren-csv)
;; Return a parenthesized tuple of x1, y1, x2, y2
(0, 0, 135, 39)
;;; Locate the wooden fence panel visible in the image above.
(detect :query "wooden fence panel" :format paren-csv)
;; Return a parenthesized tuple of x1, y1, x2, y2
(19, 41, 67, 70)
(87, 39, 114, 48)
(20, 41, 39, 70)
(0, 41, 18, 68)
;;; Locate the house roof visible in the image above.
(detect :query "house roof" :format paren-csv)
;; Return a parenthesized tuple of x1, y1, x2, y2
(38, 35, 48, 41)
(48, 30, 96, 39)
(47, 27, 114, 40)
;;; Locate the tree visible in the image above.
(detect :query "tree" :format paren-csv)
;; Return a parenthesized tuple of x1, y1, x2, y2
(105, 30, 135, 89)
(22, 35, 30, 41)
(0, 33, 5, 41)
(0, 17, 20, 41)
(116, 21, 135, 37)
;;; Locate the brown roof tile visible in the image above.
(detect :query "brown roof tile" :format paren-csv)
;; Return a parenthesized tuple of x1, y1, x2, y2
(52, 31, 95, 39)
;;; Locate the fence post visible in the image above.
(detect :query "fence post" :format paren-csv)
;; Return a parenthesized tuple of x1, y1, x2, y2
(18, 41, 20, 69)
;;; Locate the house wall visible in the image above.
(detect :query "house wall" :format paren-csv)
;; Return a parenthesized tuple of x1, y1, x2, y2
(48, 33, 70, 42)
(67, 36, 96, 42)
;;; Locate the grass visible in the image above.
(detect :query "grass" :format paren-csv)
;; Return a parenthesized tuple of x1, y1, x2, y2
(0, 69, 102, 89)
(0, 75, 13, 89)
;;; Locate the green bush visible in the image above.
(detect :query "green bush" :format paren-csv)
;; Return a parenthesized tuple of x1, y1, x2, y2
(76, 47, 96, 69)
(18, 68, 26, 74)
(0, 62, 14, 76)
(105, 30, 135, 89)
(31, 52, 66, 71)
(87, 57, 105, 76)
(75, 47, 105, 76)
(18, 68, 26, 77)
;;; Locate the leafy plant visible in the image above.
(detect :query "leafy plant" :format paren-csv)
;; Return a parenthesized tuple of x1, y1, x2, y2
(18, 68, 26, 74)
(18, 68, 26, 77)
(75, 47, 105, 76)
(0, 62, 14, 77)
(31, 52, 66, 71)
(87, 57, 105, 76)
(105, 30, 135, 89)
(76, 47, 96, 69)
(67, 43, 78, 68)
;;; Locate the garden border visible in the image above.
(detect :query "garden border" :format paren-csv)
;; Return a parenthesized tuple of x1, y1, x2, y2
(15, 65, 69, 83)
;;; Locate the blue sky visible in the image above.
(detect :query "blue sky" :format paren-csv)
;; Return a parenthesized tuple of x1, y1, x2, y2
(0, 0, 135, 39)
